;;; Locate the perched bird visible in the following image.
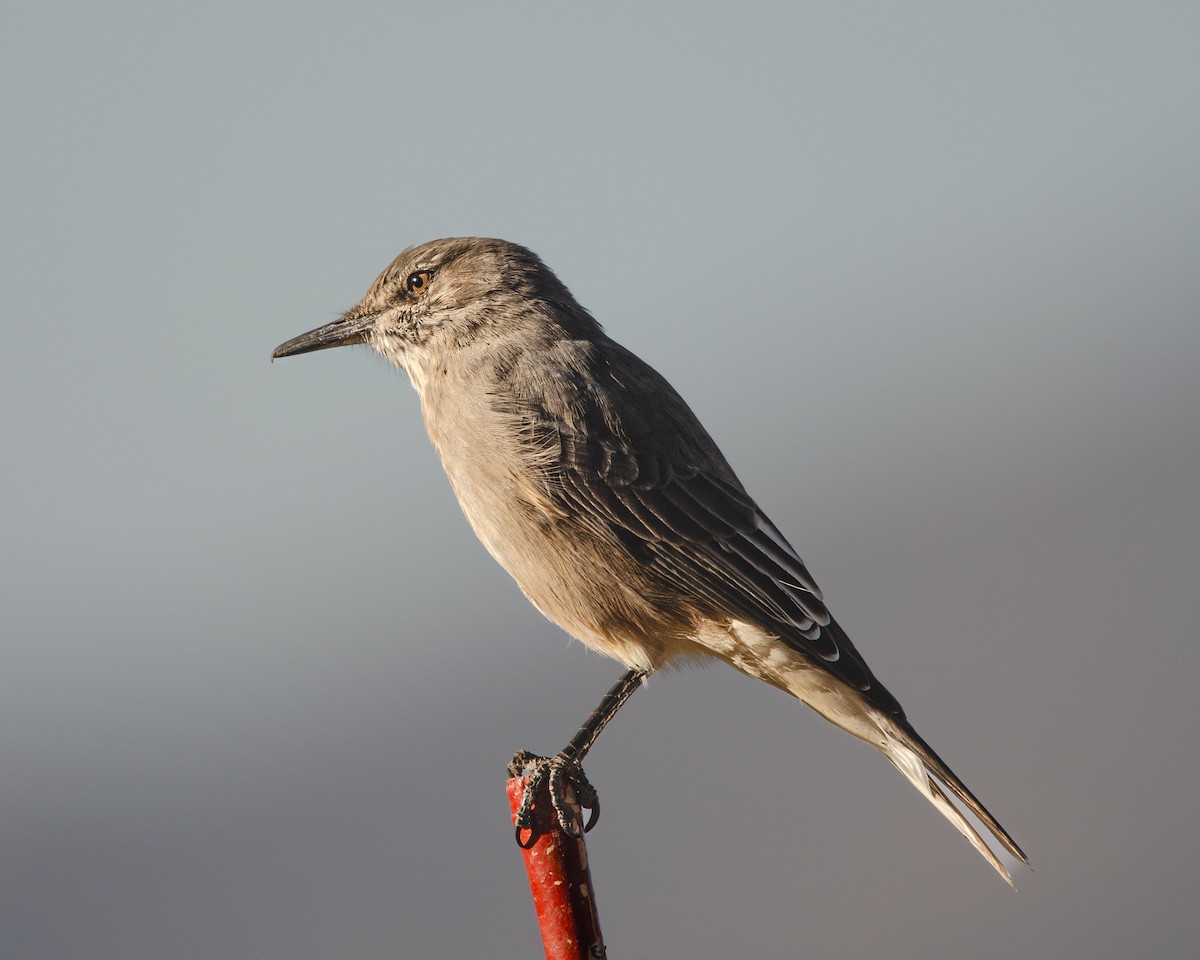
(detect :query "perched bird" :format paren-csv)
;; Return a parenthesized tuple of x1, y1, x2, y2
(273, 237, 1028, 884)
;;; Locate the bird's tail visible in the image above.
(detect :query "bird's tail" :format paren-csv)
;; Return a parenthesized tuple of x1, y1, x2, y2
(877, 714, 1029, 886)
(708, 620, 1028, 884)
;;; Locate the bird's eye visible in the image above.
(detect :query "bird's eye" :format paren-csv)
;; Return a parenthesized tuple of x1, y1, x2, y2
(406, 270, 433, 294)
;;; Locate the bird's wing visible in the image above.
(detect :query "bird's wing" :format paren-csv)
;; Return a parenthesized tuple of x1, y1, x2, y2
(531, 351, 901, 716)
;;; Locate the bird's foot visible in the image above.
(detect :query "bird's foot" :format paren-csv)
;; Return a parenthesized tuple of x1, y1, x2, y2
(508, 749, 600, 848)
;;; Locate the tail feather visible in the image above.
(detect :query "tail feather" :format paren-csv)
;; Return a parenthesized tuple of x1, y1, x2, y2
(882, 717, 1029, 886)
(711, 619, 1028, 884)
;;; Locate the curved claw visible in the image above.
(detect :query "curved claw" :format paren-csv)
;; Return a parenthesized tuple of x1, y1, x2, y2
(568, 766, 600, 833)
(516, 824, 540, 849)
(509, 749, 602, 843)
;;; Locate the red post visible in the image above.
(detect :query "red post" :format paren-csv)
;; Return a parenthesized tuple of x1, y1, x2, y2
(507, 775, 607, 960)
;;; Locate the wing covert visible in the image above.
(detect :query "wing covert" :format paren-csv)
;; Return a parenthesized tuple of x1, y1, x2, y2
(548, 417, 896, 702)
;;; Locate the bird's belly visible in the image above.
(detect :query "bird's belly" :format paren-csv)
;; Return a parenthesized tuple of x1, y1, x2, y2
(444, 461, 687, 671)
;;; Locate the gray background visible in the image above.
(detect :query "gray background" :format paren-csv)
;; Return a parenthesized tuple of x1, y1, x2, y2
(2, 2, 1198, 957)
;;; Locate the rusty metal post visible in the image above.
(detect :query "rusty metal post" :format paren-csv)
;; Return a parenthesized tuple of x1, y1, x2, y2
(507, 774, 607, 959)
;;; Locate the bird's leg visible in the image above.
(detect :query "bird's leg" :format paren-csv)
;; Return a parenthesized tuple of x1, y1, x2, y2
(509, 668, 648, 846)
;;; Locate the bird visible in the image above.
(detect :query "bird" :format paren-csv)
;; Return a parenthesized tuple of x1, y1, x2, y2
(272, 237, 1028, 884)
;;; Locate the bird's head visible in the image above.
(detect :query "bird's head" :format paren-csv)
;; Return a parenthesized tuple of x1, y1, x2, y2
(272, 237, 591, 388)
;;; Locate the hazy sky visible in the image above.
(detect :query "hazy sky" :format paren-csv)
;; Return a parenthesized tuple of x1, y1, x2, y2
(2, 2, 1198, 958)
